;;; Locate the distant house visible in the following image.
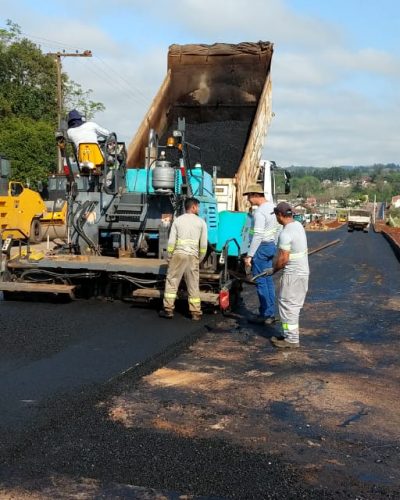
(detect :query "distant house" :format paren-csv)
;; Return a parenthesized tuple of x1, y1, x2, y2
(306, 197, 317, 206)
(360, 176, 373, 187)
(293, 203, 307, 214)
(337, 179, 351, 187)
(391, 195, 400, 208)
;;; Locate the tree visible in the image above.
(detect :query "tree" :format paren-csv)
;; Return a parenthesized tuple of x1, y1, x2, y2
(0, 20, 57, 122)
(0, 20, 105, 185)
(63, 81, 105, 120)
(0, 116, 56, 186)
(292, 175, 321, 198)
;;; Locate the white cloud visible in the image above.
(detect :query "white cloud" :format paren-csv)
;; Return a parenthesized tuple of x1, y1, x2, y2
(1, 0, 399, 167)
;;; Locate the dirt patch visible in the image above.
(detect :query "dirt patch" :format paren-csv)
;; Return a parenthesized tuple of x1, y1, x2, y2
(105, 328, 399, 495)
(375, 221, 400, 246)
(306, 220, 345, 231)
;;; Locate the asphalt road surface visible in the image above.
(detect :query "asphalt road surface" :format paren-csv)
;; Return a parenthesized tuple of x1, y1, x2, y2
(0, 225, 399, 499)
(0, 298, 207, 431)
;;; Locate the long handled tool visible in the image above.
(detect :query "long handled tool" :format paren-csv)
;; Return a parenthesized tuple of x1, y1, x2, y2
(231, 238, 341, 285)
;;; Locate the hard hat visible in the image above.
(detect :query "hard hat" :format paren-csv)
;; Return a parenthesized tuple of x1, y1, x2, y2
(243, 183, 264, 195)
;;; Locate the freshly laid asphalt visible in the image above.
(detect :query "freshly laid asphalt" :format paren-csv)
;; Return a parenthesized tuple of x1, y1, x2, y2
(0, 225, 399, 499)
(0, 300, 206, 430)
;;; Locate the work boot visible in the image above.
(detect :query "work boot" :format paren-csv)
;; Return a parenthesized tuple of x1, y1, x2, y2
(248, 315, 275, 325)
(270, 336, 299, 349)
(191, 313, 202, 321)
(247, 314, 267, 325)
(159, 309, 174, 319)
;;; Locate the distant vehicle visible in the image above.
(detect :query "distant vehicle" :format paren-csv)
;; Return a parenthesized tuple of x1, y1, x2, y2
(347, 209, 371, 233)
(293, 213, 306, 225)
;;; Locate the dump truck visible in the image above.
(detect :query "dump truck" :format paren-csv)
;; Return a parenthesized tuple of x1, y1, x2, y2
(0, 41, 279, 308)
(347, 209, 371, 232)
(127, 41, 276, 211)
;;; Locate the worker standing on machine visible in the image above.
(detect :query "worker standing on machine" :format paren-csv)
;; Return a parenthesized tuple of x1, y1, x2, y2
(66, 109, 110, 149)
(243, 183, 279, 325)
(270, 202, 309, 349)
(160, 198, 208, 321)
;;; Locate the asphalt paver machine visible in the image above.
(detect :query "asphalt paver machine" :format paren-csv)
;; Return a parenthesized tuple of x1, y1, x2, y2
(0, 121, 245, 310)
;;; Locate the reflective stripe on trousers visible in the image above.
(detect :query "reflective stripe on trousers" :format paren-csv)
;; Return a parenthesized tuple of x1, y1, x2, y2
(163, 253, 201, 314)
(278, 274, 308, 343)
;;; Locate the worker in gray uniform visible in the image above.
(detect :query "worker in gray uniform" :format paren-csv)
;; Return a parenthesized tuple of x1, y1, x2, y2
(243, 183, 280, 325)
(270, 202, 309, 348)
(160, 198, 208, 321)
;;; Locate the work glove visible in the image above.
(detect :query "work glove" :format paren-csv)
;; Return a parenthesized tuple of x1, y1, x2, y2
(261, 268, 274, 277)
(251, 267, 274, 282)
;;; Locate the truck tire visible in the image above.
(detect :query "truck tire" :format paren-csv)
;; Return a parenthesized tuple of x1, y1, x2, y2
(29, 219, 43, 243)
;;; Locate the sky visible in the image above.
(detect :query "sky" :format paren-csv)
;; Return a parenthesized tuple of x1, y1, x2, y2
(1, 0, 399, 168)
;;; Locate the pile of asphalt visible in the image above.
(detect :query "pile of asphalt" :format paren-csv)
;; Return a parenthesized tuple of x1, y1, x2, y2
(160, 120, 251, 178)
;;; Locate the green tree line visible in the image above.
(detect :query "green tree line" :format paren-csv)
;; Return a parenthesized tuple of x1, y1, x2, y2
(288, 164, 400, 203)
(0, 20, 104, 187)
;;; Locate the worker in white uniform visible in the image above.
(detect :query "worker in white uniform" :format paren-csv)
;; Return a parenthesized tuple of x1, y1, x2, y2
(160, 198, 208, 321)
(66, 109, 110, 149)
(270, 202, 309, 348)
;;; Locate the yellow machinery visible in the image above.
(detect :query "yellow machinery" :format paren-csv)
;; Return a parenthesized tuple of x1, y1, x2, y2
(0, 155, 67, 243)
(40, 174, 68, 240)
(0, 180, 46, 243)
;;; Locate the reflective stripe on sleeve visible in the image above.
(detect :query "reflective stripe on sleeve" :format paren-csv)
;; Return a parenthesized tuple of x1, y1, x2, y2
(167, 246, 175, 253)
(264, 227, 278, 237)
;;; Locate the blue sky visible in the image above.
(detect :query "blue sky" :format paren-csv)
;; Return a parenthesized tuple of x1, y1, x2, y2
(1, 0, 399, 167)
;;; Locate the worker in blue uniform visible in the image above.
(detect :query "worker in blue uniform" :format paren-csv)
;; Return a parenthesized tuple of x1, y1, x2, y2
(243, 183, 279, 325)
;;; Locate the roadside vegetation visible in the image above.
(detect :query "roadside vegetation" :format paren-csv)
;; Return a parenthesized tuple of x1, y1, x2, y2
(288, 164, 400, 205)
(0, 20, 103, 187)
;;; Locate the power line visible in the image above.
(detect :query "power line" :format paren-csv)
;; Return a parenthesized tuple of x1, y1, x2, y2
(95, 56, 150, 103)
(72, 57, 149, 108)
(22, 31, 152, 106)
(21, 31, 89, 52)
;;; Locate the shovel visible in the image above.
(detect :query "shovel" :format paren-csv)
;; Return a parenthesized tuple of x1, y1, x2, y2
(230, 238, 341, 285)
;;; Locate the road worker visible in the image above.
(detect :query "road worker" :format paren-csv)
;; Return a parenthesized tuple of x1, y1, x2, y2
(270, 202, 309, 348)
(243, 183, 280, 325)
(160, 197, 208, 321)
(66, 109, 110, 149)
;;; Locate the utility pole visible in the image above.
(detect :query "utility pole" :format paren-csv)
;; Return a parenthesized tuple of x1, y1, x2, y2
(47, 50, 93, 172)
